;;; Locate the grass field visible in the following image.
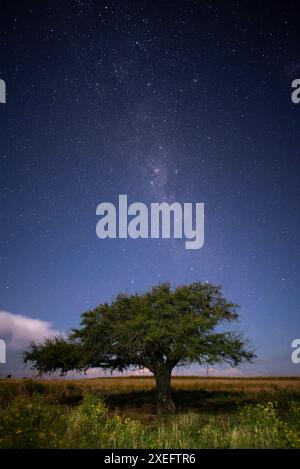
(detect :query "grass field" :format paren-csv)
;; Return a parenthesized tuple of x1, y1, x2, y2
(0, 376, 300, 448)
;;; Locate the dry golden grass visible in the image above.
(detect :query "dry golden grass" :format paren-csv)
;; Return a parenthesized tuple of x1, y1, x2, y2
(1, 375, 300, 401)
(1, 376, 300, 449)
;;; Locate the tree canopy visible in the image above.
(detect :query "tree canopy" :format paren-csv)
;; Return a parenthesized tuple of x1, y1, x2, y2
(24, 282, 255, 412)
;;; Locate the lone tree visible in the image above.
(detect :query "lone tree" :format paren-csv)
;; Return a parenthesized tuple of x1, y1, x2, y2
(24, 282, 255, 413)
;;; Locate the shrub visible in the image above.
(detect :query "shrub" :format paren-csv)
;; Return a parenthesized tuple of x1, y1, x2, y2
(235, 401, 299, 448)
(0, 390, 299, 449)
(80, 392, 107, 421)
(61, 393, 145, 448)
(0, 393, 65, 448)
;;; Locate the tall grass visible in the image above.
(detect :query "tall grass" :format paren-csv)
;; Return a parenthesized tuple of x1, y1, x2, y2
(0, 392, 299, 448)
(1, 376, 299, 407)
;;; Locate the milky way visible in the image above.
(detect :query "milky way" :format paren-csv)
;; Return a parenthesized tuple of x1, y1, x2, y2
(0, 1, 300, 376)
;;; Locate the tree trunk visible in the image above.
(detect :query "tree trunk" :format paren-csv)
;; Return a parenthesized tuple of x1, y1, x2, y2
(154, 366, 175, 414)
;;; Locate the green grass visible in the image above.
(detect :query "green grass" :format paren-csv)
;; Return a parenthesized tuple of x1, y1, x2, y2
(0, 377, 299, 448)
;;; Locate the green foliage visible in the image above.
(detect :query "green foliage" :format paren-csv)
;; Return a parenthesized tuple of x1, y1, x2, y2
(289, 400, 300, 421)
(60, 393, 146, 449)
(80, 392, 107, 421)
(24, 336, 84, 375)
(0, 393, 65, 448)
(23, 282, 256, 412)
(0, 392, 299, 449)
(24, 282, 255, 378)
(235, 401, 300, 448)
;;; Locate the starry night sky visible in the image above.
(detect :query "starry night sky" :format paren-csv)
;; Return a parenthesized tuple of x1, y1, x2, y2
(1, 1, 300, 376)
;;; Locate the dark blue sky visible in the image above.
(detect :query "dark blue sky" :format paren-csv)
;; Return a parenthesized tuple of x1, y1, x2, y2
(1, 1, 300, 376)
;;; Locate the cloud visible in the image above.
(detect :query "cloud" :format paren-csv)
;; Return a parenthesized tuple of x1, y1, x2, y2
(0, 311, 59, 350)
(129, 367, 152, 376)
(204, 366, 244, 377)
